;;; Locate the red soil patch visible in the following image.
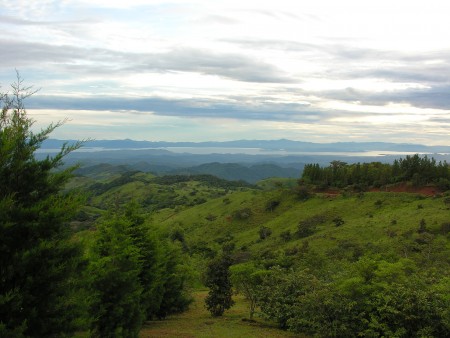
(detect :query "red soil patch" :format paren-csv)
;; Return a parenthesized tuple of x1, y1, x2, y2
(370, 183, 439, 196)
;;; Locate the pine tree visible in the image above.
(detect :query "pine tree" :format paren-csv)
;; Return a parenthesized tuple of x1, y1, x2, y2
(0, 74, 84, 336)
(88, 216, 144, 338)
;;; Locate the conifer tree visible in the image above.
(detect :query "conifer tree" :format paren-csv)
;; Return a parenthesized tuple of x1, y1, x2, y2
(0, 75, 84, 336)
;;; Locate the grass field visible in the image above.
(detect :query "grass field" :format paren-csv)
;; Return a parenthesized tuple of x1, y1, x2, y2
(139, 291, 301, 338)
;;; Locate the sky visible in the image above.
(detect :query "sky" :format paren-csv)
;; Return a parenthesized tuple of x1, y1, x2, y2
(1, 0, 450, 144)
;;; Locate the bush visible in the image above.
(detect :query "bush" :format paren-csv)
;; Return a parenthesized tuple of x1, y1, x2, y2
(259, 226, 272, 240)
(232, 208, 252, 220)
(265, 199, 280, 212)
(333, 216, 345, 227)
(440, 222, 450, 235)
(295, 186, 311, 200)
(280, 230, 292, 242)
(296, 214, 327, 238)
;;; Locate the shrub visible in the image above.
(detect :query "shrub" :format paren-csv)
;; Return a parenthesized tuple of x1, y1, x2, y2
(265, 199, 280, 212)
(333, 216, 345, 227)
(259, 226, 272, 240)
(280, 230, 292, 242)
(232, 208, 252, 220)
(296, 214, 327, 238)
(441, 222, 450, 235)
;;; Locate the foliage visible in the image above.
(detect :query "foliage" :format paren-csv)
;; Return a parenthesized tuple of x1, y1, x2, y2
(332, 216, 345, 227)
(256, 259, 450, 337)
(232, 208, 253, 220)
(258, 226, 272, 240)
(302, 155, 450, 189)
(88, 205, 192, 336)
(265, 199, 280, 212)
(204, 255, 234, 316)
(151, 174, 255, 189)
(88, 216, 144, 338)
(230, 263, 264, 320)
(295, 185, 311, 200)
(89, 171, 140, 195)
(296, 214, 327, 238)
(256, 267, 317, 329)
(154, 244, 193, 319)
(0, 75, 84, 337)
(279, 230, 292, 242)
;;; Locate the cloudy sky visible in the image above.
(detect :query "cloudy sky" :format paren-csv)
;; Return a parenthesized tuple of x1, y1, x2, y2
(1, 0, 450, 144)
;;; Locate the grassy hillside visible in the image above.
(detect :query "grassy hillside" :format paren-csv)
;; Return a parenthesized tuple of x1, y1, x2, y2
(71, 169, 450, 336)
(154, 186, 449, 263)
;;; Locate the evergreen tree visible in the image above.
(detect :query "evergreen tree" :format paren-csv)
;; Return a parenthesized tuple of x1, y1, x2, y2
(88, 205, 193, 336)
(88, 216, 144, 338)
(0, 75, 84, 336)
(155, 244, 193, 319)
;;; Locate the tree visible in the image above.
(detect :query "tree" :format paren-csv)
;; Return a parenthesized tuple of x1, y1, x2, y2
(154, 244, 193, 320)
(0, 74, 84, 336)
(204, 255, 234, 316)
(88, 205, 193, 336)
(88, 216, 144, 338)
(230, 263, 264, 320)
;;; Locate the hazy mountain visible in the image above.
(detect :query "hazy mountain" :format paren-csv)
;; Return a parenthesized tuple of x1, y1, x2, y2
(42, 138, 450, 153)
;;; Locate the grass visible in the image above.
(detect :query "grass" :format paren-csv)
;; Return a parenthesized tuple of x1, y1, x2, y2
(153, 189, 450, 263)
(72, 173, 449, 337)
(139, 291, 301, 338)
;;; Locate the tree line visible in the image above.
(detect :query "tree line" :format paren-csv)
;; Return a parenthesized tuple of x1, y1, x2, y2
(301, 156, 450, 190)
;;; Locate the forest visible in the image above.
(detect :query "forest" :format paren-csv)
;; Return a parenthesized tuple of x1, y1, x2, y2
(302, 157, 450, 190)
(1, 82, 449, 337)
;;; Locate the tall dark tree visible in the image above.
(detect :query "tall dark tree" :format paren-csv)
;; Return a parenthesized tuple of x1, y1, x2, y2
(88, 205, 193, 337)
(0, 75, 84, 336)
(204, 255, 234, 317)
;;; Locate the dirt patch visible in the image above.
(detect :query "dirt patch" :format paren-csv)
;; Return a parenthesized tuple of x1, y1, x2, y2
(370, 183, 439, 196)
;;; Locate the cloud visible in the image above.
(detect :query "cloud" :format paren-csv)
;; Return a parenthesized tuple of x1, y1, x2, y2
(0, 39, 293, 83)
(193, 14, 240, 25)
(28, 95, 325, 122)
(0, 15, 97, 26)
(318, 85, 450, 110)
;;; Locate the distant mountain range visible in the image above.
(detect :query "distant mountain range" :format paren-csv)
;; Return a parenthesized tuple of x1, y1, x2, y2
(41, 139, 450, 183)
(42, 138, 450, 153)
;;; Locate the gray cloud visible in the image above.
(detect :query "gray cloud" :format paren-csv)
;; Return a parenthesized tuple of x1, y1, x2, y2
(0, 39, 293, 83)
(225, 38, 450, 84)
(316, 85, 450, 110)
(28, 95, 329, 123)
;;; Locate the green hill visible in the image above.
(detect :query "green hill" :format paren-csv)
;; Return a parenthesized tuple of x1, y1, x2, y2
(71, 168, 450, 337)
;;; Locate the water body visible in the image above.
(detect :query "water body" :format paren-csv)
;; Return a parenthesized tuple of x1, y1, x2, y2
(36, 146, 440, 157)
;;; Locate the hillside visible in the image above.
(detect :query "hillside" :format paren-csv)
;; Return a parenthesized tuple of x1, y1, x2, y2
(69, 163, 450, 336)
(152, 185, 449, 263)
(169, 162, 299, 183)
(73, 162, 300, 184)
